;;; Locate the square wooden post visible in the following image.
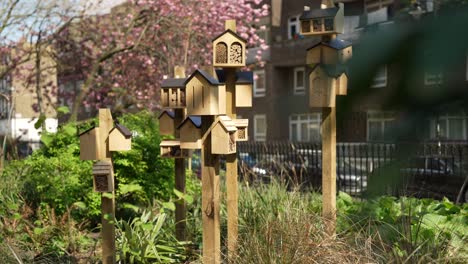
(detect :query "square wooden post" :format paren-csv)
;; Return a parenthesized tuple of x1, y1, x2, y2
(201, 116, 221, 264)
(174, 66, 187, 241)
(97, 109, 116, 264)
(224, 68, 238, 259)
(321, 107, 337, 235)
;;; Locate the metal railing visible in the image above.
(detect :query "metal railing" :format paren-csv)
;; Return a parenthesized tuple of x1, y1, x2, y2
(237, 141, 468, 203)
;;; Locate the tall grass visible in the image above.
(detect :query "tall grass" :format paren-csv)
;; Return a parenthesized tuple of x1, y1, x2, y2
(230, 180, 375, 264)
(223, 179, 467, 264)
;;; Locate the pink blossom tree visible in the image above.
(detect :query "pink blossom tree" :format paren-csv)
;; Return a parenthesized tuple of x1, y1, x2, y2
(54, 0, 269, 121)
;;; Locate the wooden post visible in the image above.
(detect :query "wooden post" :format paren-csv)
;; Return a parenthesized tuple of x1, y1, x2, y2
(224, 68, 238, 259)
(321, 107, 336, 235)
(201, 116, 221, 264)
(173, 66, 187, 241)
(97, 109, 115, 264)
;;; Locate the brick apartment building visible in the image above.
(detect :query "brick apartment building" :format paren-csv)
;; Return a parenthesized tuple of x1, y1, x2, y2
(239, 0, 468, 143)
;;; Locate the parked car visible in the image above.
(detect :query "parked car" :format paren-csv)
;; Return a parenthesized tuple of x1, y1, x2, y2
(400, 156, 467, 203)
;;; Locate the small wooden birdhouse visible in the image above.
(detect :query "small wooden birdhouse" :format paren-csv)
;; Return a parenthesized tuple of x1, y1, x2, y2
(178, 116, 202, 149)
(333, 72, 348, 96)
(160, 140, 193, 158)
(92, 161, 113, 192)
(216, 70, 253, 107)
(309, 66, 336, 108)
(161, 78, 186, 109)
(109, 123, 132, 151)
(185, 69, 226, 116)
(211, 116, 237, 155)
(79, 127, 101, 160)
(299, 3, 344, 36)
(234, 119, 249, 141)
(158, 110, 176, 136)
(306, 39, 352, 65)
(213, 20, 246, 68)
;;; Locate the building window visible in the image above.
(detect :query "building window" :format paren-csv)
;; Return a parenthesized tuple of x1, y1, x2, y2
(289, 113, 321, 142)
(254, 114, 267, 141)
(343, 16, 360, 34)
(0, 97, 9, 119)
(288, 15, 299, 39)
(367, 111, 395, 141)
(294, 67, 305, 94)
(367, 7, 388, 24)
(430, 113, 468, 140)
(424, 70, 443, 85)
(0, 77, 10, 92)
(371, 66, 387, 88)
(254, 70, 266, 97)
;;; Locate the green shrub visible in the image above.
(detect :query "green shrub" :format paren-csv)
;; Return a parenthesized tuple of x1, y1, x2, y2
(116, 210, 187, 263)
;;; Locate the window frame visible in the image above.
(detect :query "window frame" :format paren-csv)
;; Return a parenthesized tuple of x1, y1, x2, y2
(371, 65, 387, 88)
(253, 70, 266, 97)
(293, 67, 305, 95)
(430, 113, 468, 140)
(254, 114, 267, 142)
(289, 113, 321, 142)
(288, 15, 300, 40)
(424, 71, 443, 85)
(366, 111, 395, 142)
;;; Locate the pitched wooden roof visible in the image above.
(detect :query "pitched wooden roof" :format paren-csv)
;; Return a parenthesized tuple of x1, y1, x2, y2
(78, 126, 96, 136)
(185, 69, 220, 86)
(177, 116, 202, 129)
(218, 115, 237, 132)
(158, 110, 175, 119)
(161, 78, 186, 88)
(307, 38, 352, 51)
(212, 29, 246, 43)
(111, 123, 132, 139)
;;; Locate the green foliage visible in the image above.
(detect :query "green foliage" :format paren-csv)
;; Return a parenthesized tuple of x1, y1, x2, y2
(113, 111, 174, 203)
(339, 195, 468, 262)
(116, 210, 187, 263)
(1, 110, 175, 261)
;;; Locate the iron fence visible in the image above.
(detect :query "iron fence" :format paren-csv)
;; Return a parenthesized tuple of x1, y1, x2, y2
(236, 141, 468, 203)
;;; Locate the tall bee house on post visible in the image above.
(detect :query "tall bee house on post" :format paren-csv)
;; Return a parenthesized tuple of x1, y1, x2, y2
(158, 110, 176, 136)
(109, 124, 132, 151)
(212, 116, 237, 155)
(213, 20, 246, 68)
(299, 3, 344, 36)
(79, 127, 101, 160)
(178, 116, 202, 149)
(161, 78, 186, 109)
(185, 69, 226, 115)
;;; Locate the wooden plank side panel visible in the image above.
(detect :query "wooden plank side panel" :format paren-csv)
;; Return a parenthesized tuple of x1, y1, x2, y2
(309, 69, 336, 108)
(109, 131, 131, 151)
(80, 128, 100, 160)
(235, 84, 252, 107)
(211, 124, 228, 155)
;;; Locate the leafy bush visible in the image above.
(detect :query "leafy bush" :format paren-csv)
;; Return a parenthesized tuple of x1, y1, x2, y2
(0, 110, 175, 261)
